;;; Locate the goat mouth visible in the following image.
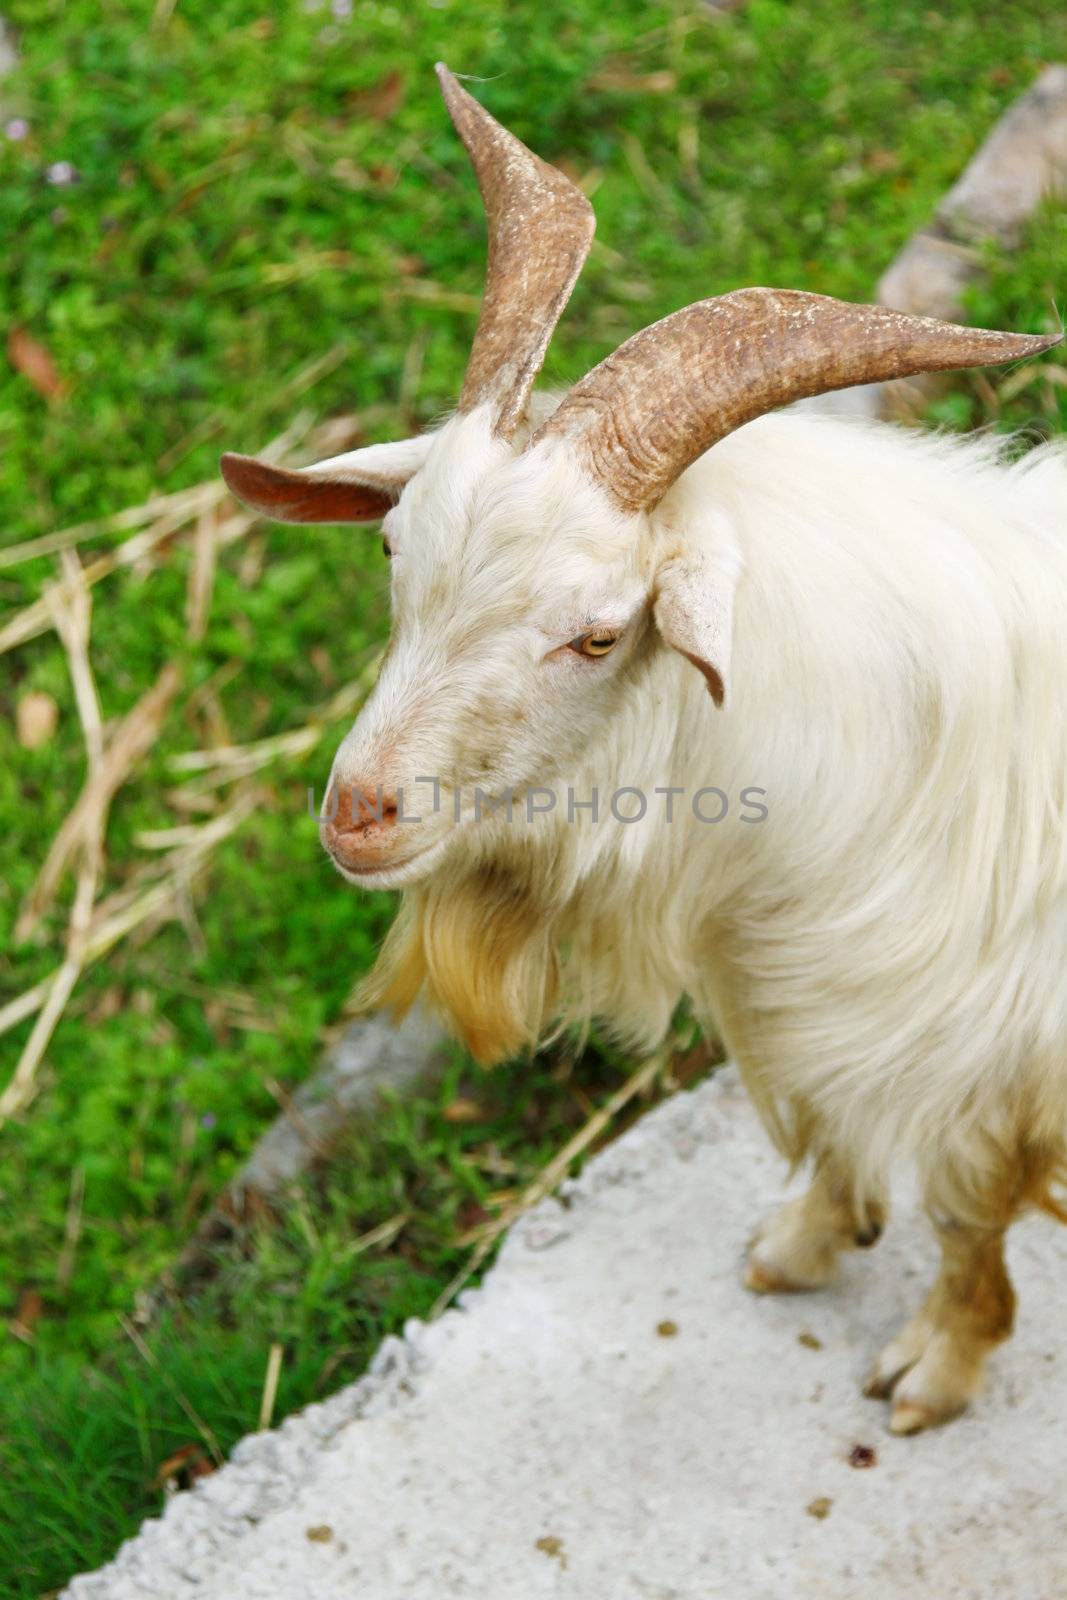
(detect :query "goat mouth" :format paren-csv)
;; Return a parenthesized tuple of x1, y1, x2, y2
(323, 835, 449, 889)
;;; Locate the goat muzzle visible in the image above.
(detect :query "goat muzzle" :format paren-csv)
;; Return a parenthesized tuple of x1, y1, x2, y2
(320, 783, 401, 873)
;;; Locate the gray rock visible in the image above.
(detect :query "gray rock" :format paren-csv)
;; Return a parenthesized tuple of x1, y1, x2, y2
(228, 1003, 451, 1207)
(875, 66, 1067, 416)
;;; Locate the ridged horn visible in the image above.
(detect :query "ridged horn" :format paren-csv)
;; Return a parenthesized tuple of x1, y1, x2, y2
(437, 63, 595, 438)
(530, 288, 1062, 512)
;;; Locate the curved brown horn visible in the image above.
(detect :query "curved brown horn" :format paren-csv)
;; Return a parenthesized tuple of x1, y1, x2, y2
(437, 63, 595, 438)
(530, 288, 1062, 512)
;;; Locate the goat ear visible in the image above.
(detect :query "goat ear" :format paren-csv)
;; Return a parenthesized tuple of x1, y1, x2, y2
(220, 434, 434, 524)
(653, 546, 740, 708)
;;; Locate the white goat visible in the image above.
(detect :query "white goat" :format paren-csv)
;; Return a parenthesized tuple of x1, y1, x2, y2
(222, 66, 1066, 1435)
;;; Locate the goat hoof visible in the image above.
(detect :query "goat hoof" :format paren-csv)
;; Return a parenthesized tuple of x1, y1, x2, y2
(888, 1392, 968, 1435)
(744, 1200, 841, 1294)
(862, 1364, 910, 1401)
(743, 1259, 796, 1294)
(888, 1400, 941, 1435)
(867, 1323, 982, 1434)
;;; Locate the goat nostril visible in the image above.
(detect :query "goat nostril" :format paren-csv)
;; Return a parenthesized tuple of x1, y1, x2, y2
(324, 785, 399, 836)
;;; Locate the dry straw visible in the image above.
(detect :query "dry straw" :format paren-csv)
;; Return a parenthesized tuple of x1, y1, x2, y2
(0, 409, 376, 1126)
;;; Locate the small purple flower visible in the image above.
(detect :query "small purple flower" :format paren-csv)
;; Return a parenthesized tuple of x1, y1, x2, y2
(200, 1111, 217, 1130)
(331, 0, 352, 17)
(5, 118, 28, 142)
(46, 160, 79, 187)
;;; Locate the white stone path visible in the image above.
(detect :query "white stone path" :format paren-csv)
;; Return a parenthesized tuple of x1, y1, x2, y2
(66, 1069, 1067, 1600)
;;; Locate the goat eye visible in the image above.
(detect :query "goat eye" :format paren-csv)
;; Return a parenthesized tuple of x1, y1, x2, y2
(569, 630, 619, 658)
(382, 536, 392, 558)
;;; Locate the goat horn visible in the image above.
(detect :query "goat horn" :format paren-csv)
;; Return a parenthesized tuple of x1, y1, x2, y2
(530, 288, 1062, 513)
(437, 63, 595, 439)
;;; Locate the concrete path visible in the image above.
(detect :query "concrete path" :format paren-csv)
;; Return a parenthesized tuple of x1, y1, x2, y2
(65, 1069, 1067, 1600)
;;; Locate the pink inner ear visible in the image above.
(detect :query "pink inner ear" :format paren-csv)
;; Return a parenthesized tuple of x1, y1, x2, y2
(677, 647, 726, 707)
(220, 453, 397, 524)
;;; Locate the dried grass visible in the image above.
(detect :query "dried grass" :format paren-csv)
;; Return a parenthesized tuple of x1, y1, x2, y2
(0, 406, 375, 1125)
(168, 653, 381, 781)
(11, 797, 255, 1011)
(0, 558, 107, 1121)
(0, 410, 364, 654)
(185, 505, 220, 643)
(429, 1046, 672, 1319)
(0, 483, 222, 572)
(257, 1342, 284, 1432)
(16, 663, 183, 942)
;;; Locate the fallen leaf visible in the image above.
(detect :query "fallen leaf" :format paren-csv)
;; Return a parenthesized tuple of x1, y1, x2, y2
(797, 1329, 823, 1350)
(306, 1525, 334, 1543)
(8, 327, 69, 401)
(349, 69, 406, 122)
(330, 157, 370, 191)
(443, 1097, 485, 1124)
(16, 689, 59, 749)
(154, 1443, 215, 1490)
(309, 645, 334, 685)
(203, 998, 233, 1042)
(807, 1496, 833, 1519)
(86, 986, 125, 1024)
(454, 1198, 492, 1236)
(588, 64, 677, 94)
(10, 1288, 44, 1342)
(656, 1319, 679, 1338)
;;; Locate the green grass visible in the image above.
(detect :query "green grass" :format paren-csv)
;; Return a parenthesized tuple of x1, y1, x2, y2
(2, 1041, 653, 1592)
(0, 1, 1064, 1593)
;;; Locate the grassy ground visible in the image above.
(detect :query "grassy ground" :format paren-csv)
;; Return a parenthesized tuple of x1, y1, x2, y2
(0, 1, 1064, 1593)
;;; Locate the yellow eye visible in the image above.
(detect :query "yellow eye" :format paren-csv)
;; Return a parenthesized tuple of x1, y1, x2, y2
(569, 630, 619, 658)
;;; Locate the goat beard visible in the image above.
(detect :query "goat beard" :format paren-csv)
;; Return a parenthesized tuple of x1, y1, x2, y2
(355, 861, 561, 1065)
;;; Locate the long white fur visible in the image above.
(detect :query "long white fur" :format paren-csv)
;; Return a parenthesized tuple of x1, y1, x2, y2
(326, 401, 1067, 1212)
